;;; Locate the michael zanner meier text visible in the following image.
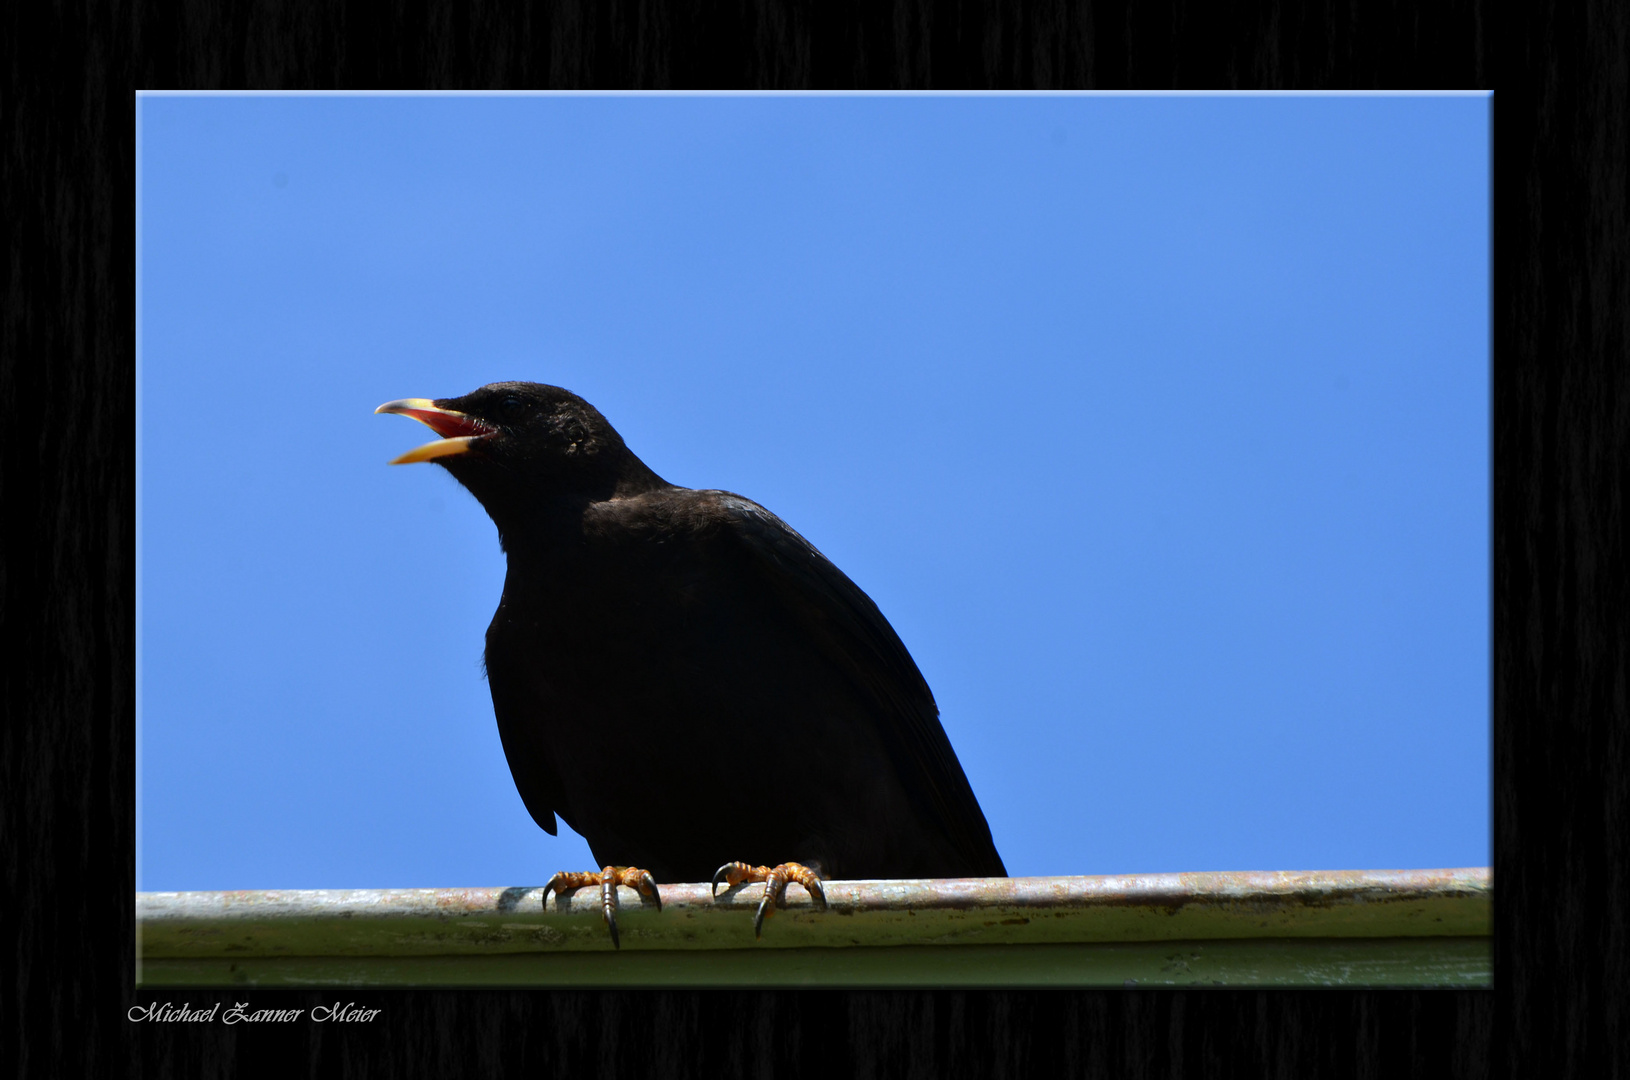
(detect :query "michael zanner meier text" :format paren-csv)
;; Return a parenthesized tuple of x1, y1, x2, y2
(128, 1001, 382, 1023)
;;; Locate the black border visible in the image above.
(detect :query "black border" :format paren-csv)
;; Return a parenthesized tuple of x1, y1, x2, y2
(11, 0, 1619, 1074)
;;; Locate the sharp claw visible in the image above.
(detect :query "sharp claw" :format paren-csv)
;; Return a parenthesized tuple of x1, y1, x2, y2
(711, 863, 734, 899)
(602, 870, 621, 949)
(753, 890, 773, 939)
(636, 870, 663, 913)
(807, 877, 828, 910)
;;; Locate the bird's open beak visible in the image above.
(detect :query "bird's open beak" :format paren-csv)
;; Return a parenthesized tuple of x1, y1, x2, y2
(375, 398, 497, 465)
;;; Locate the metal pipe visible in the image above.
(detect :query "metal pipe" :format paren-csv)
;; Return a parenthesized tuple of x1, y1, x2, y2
(136, 868, 1490, 986)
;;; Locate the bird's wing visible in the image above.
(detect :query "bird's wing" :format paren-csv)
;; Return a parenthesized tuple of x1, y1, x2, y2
(710, 494, 1006, 877)
(484, 624, 567, 837)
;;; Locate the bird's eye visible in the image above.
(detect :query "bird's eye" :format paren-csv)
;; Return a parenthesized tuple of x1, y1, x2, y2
(500, 396, 527, 421)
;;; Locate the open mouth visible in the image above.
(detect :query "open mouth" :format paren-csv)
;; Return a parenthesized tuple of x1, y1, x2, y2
(375, 399, 499, 465)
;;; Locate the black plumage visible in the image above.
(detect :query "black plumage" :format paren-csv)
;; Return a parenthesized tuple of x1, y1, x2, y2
(379, 381, 1006, 886)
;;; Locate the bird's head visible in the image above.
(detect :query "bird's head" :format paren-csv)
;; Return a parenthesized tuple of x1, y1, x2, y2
(377, 382, 662, 521)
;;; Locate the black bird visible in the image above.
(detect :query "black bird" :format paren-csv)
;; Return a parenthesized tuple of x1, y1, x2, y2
(378, 382, 1006, 943)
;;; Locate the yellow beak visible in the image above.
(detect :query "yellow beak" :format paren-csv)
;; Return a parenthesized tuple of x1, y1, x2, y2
(375, 398, 493, 465)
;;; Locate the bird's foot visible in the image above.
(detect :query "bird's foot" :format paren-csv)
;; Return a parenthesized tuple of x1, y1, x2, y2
(541, 865, 662, 949)
(710, 861, 828, 938)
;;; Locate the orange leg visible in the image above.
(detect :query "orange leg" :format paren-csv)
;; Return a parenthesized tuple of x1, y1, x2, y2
(710, 861, 828, 938)
(541, 865, 662, 948)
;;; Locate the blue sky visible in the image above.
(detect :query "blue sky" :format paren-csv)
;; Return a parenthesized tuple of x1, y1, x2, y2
(137, 93, 1490, 891)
